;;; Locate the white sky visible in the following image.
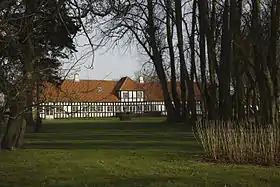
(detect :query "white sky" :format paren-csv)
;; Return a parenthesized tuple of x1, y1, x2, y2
(63, 35, 144, 81)
(83, 48, 141, 80)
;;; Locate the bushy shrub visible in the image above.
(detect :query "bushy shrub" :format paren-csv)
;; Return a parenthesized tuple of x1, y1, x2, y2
(136, 111, 162, 117)
(193, 120, 280, 166)
(118, 112, 134, 121)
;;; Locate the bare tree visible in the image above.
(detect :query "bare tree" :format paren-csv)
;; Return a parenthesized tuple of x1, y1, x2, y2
(79, 0, 280, 124)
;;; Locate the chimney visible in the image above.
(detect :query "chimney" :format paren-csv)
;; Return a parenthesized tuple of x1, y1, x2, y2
(74, 73, 79, 82)
(139, 76, 144, 84)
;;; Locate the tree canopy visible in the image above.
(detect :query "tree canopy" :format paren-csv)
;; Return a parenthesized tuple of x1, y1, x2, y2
(0, 0, 81, 149)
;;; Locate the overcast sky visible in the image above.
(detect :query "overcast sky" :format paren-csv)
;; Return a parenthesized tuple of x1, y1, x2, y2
(81, 48, 140, 80)
(63, 35, 144, 81)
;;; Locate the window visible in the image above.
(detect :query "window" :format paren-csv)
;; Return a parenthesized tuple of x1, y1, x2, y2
(136, 91, 143, 98)
(130, 106, 136, 112)
(98, 87, 102, 92)
(123, 106, 129, 112)
(55, 106, 64, 113)
(46, 106, 54, 115)
(71, 106, 79, 113)
(107, 106, 113, 112)
(38, 106, 44, 114)
(90, 106, 97, 112)
(137, 105, 142, 112)
(97, 106, 103, 112)
(115, 106, 121, 112)
(144, 105, 150, 111)
(82, 105, 88, 112)
(123, 92, 129, 99)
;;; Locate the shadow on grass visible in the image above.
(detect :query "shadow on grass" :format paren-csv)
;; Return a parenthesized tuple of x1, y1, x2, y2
(26, 141, 199, 151)
(37, 121, 192, 131)
(25, 121, 200, 153)
(59, 175, 219, 187)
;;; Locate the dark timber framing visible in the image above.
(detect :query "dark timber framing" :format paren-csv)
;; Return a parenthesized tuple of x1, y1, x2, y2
(39, 101, 202, 119)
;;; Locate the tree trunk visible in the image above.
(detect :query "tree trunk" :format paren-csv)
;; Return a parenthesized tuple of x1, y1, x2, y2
(198, 0, 218, 120)
(35, 81, 42, 132)
(23, 0, 36, 128)
(188, 0, 198, 123)
(1, 102, 26, 150)
(267, 0, 280, 124)
(15, 117, 26, 148)
(25, 91, 35, 127)
(197, 0, 207, 119)
(232, 0, 245, 120)
(276, 2, 280, 122)
(218, 0, 232, 120)
(251, 0, 275, 124)
(251, 0, 264, 123)
(147, 0, 176, 122)
(207, 0, 218, 120)
(174, 0, 191, 122)
(165, 0, 181, 119)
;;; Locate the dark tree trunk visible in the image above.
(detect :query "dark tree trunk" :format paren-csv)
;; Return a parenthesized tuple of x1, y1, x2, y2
(188, 0, 198, 123)
(218, 0, 232, 120)
(231, 0, 245, 120)
(267, 0, 280, 123)
(198, 0, 218, 120)
(207, 0, 218, 120)
(251, 0, 275, 124)
(197, 0, 207, 119)
(147, 0, 176, 122)
(23, 0, 36, 128)
(35, 81, 42, 132)
(174, 0, 191, 122)
(2, 0, 37, 150)
(25, 93, 35, 127)
(1, 102, 26, 150)
(15, 117, 26, 148)
(165, 0, 181, 119)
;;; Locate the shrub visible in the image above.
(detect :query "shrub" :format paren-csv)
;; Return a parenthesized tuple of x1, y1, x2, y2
(193, 120, 280, 166)
(118, 112, 134, 121)
(136, 111, 162, 117)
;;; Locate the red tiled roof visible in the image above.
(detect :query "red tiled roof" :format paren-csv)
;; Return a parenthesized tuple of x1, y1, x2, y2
(118, 77, 144, 91)
(113, 77, 126, 92)
(143, 81, 201, 101)
(40, 77, 200, 102)
(41, 80, 119, 102)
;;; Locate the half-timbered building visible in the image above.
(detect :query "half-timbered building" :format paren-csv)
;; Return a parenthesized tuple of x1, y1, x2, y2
(39, 75, 201, 119)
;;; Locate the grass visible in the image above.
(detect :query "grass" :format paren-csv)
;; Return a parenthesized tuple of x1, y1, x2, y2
(0, 118, 279, 186)
(42, 117, 167, 124)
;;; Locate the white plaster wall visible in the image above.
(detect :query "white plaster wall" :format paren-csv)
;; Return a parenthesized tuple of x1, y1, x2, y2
(40, 100, 185, 119)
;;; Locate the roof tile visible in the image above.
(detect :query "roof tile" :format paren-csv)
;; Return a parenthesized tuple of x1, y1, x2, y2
(41, 77, 200, 102)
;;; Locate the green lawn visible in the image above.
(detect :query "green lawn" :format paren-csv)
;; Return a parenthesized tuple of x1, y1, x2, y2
(0, 118, 279, 187)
